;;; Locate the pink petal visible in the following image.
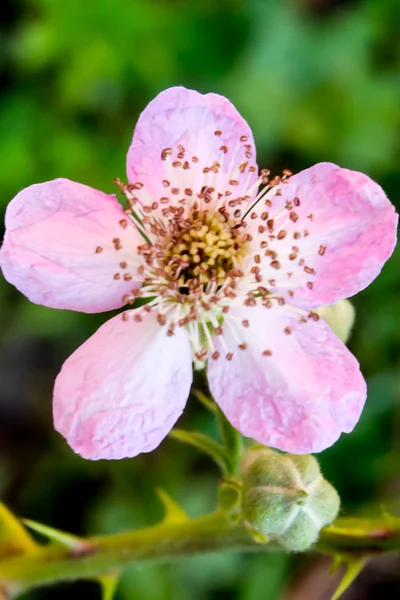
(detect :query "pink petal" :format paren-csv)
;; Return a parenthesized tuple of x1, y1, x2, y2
(54, 310, 193, 460)
(207, 306, 366, 453)
(127, 86, 258, 204)
(266, 163, 398, 308)
(0, 179, 142, 313)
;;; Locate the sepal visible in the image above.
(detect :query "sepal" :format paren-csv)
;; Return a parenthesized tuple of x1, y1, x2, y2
(218, 479, 242, 524)
(317, 299, 355, 343)
(240, 447, 340, 551)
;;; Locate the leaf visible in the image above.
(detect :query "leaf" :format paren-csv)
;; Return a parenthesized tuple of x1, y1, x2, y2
(99, 573, 120, 600)
(23, 519, 92, 553)
(169, 429, 231, 474)
(330, 556, 367, 600)
(156, 488, 188, 524)
(0, 502, 36, 558)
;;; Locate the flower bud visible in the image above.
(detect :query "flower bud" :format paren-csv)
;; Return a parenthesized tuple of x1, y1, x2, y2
(240, 447, 340, 552)
(317, 299, 355, 343)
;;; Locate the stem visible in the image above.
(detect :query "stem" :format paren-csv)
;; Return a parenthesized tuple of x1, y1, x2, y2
(1, 514, 400, 598)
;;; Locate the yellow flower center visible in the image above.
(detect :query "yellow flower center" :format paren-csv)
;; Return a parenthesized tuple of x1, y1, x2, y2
(161, 209, 250, 289)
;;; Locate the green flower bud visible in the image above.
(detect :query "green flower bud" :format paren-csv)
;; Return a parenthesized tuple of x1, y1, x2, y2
(317, 299, 355, 343)
(240, 448, 340, 552)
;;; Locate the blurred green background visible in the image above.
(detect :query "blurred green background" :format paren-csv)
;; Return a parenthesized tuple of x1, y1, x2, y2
(0, 0, 400, 598)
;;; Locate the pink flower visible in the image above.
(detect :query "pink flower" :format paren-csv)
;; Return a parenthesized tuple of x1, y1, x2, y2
(1, 87, 397, 460)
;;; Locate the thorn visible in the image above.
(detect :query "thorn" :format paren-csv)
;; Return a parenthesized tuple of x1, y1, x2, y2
(23, 520, 94, 556)
(156, 488, 188, 524)
(330, 555, 367, 600)
(0, 502, 36, 557)
(99, 573, 120, 600)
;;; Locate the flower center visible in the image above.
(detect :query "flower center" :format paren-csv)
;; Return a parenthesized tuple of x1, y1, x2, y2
(160, 208, 250, 290)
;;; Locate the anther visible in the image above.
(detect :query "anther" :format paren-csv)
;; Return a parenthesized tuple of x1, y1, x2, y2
(119, 219, 128, 229)
(157, 314, 167, 326)
(95, 246, 103, 253)
(161, 148, 172, 160)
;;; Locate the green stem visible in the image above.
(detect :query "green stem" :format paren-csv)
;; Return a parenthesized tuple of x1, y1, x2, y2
(1, 513, 400, 598)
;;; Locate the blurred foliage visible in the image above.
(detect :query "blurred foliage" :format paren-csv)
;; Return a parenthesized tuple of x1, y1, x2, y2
(0, 0, 399, 598)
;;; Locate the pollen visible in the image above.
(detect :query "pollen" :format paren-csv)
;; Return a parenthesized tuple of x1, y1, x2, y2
(160, 209, 250, 288)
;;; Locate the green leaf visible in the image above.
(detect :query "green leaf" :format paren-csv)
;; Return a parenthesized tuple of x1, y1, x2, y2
(156, 488, 188, 524)
(0, 502, 36, 558)
(99, 573, 120, 600)
(169, 429, 231, 474)
(330, 556, 367, 600)
(23, 519, 92, 553)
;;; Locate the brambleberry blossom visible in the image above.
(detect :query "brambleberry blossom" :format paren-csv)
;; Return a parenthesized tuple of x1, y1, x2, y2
(1, 87, 397, 460)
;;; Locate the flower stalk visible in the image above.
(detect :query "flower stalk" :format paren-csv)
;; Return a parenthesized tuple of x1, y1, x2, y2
(1, 513, 400, 599)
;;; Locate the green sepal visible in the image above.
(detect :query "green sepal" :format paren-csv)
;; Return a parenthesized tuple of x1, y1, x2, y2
(169, 429, 231, 475)
(218, 479, 243, 524)
(330, 555, 367, 600)
(23, 519, 93, 553)
(99, 573, 120, 600)
(245, 523, 269, 545)
(156, 488, 188, 524)
(0, 502, 36, 559)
